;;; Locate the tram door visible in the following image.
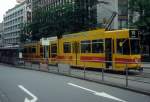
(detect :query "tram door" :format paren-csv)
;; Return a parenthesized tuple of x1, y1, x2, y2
(50, 44, 57, 59)
(105, 38, 112, 68)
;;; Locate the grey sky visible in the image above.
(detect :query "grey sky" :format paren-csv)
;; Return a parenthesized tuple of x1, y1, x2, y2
(0, 0, 17, 22)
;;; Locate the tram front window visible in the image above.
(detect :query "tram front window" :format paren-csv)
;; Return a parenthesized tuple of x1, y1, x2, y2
(117, 39, 130, 55)
(130, 39, 140, 54)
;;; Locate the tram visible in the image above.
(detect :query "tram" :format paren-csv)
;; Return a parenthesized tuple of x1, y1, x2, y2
(23, 29, 142, 71)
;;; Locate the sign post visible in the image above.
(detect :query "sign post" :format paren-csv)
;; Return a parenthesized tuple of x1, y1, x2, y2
(40, 38, 49, 71)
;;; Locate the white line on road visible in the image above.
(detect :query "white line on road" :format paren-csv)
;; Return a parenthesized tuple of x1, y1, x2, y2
(18, 85, 38, 102)
(68, 83, 127, 102)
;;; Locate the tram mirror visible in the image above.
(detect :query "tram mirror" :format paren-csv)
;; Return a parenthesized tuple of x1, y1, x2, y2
(119, 42, 123, 47)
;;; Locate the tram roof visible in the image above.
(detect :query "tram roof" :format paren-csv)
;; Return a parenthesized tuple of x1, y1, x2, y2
(62, 29, 130, 38)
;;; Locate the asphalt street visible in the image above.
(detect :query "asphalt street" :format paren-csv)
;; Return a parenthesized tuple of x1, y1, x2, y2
(0, 64, 150, 102)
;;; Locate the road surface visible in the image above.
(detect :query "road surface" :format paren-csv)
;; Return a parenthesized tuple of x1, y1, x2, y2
(0, 64, 150, 102)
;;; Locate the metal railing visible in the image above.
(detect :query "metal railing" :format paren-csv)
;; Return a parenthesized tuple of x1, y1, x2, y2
(15, 58, 150, 95)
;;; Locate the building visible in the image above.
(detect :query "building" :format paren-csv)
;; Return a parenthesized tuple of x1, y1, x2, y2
(97, 0, 128, 29)
(97, 0, 118, 29)
(0, 23, 4, 47)
(16, 0, 25, 3)
(26, 0, 32, 23)
(118, 0, 128, 28)
(30, 0, 129, 40)
(3, 1, 27, 47)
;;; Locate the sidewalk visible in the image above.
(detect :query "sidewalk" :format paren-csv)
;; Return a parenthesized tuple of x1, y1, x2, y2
(69, 68, 150, 94)
(142, 63, 150, 68)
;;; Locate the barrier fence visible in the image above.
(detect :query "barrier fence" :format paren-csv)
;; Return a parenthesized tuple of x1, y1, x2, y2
(15, 58, 150, 95)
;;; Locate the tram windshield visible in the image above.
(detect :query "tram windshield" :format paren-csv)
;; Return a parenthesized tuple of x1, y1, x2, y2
(117, 39, 130, 55)
(117, 39, 140, 55)
(130, 39, 140, 54)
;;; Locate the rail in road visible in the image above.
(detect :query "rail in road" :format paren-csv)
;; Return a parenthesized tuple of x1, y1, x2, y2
(13, 59, 150, 96)
(0, 64, 150, 102)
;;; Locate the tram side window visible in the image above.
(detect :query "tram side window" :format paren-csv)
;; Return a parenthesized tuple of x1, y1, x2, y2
(29, 47, 32, 53)
(40, 46, 43, 53)
(81, 40, 91, 53)
(117, 39, 130, 55)
(31, 47, 36, 53)
(92, 39, 104, 53)
(23, 48, 27, 53)
(130, 39, 140, 54)
(51, 44, 57, 54)
(64, 42, 71, 53)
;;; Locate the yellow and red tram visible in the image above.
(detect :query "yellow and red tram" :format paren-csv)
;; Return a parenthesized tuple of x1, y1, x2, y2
(23, 29, 142, 71)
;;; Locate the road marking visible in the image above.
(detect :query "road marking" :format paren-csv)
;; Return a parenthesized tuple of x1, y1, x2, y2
(68, 83, 127, 102)
(18, 85, 38, 102)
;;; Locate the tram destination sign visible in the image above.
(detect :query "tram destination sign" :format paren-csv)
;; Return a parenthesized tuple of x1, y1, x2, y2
(129, 30, 139, 38)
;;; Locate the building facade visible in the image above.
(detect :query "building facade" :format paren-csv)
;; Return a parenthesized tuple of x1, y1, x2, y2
(16, 0, 25, 3)
(118, 0, 128, 28)
(97, 0, 128, 29)
(0, 23, 4, 47)
(3, 2, 27, 47)
(26, 0, 32, 23)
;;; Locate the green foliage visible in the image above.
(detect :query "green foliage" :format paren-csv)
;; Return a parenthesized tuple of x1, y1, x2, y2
(20, 23, 34, 43)
(30, 0, 97, 41)
(129, 0, 150, 27)
(129, 0, 150, 45)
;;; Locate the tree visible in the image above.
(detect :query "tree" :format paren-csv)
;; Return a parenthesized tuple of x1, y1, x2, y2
(129, 0, 150, 44)
(129, 0, 150, 59)
(129, 0, 150, 26)
(30, 0, 97, 41)
(20, 22, 36, 43)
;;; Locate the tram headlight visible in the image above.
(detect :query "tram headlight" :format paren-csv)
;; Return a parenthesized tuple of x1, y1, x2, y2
(134, 57, 140, 63)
